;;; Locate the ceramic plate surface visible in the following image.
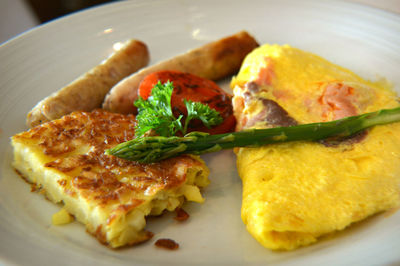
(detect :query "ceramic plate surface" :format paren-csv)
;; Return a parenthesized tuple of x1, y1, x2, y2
(1, 0, 399, 265)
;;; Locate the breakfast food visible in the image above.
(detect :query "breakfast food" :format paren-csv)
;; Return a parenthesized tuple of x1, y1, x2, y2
(26, 39, 149, 128)
(231, 44, 400, 250)
(12, 109, 209, 248)
(155, 238, 180, 250)
(138, 71, 235, 134)
(14, 29, 400, 252)
(102, 31, 259, 114)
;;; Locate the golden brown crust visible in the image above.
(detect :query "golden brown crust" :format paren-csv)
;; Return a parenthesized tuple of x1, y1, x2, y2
(13, 109, 210, 248)
(26, 39, 150, 128)
(174, 207, 189, 221)
(16, 109, 204, 206)
(102, 31, 259, 114)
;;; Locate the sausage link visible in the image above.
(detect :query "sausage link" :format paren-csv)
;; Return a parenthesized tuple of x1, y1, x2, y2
(102, 31, 259, 114)
(26, 39, 149, 127)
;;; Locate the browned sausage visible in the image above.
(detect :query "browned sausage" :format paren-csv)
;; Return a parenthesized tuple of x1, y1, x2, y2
(102, 31, 259, 114)
(26, 39, 149, 127)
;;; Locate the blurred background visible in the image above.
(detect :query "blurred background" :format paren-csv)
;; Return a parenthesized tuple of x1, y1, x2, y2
(25, 0, 117, 23)
(1, 0, 399, 44)
(1, 0, 117, 44)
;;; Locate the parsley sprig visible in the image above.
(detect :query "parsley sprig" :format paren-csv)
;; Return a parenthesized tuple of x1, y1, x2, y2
(134, 81, 223, 137)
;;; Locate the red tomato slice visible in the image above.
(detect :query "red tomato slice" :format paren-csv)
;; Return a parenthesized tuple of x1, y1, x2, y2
(138, 70, 236, 134)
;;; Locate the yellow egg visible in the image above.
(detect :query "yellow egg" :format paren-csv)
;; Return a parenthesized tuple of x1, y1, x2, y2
(231, 44, 400, 250)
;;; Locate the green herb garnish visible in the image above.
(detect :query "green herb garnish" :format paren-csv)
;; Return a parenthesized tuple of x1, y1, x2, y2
(134, 81, 222, 137)
(183, 99, 223, 134)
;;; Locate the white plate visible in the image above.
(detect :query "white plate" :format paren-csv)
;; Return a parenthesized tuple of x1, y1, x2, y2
(1, 0, 400, 265)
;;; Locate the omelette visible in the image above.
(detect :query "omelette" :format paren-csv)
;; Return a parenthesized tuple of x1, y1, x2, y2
(11, 110, 209, 248)
(230, 44, 400, 250)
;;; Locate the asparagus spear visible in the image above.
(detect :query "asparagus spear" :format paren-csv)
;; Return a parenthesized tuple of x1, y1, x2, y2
(106, 107, 400, 163)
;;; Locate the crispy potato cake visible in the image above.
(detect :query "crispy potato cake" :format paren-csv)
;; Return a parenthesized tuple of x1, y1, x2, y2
(12, 109, 209, 248)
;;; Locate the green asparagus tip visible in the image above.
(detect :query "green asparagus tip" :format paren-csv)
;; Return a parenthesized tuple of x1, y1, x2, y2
(106, 106, 400, 163)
